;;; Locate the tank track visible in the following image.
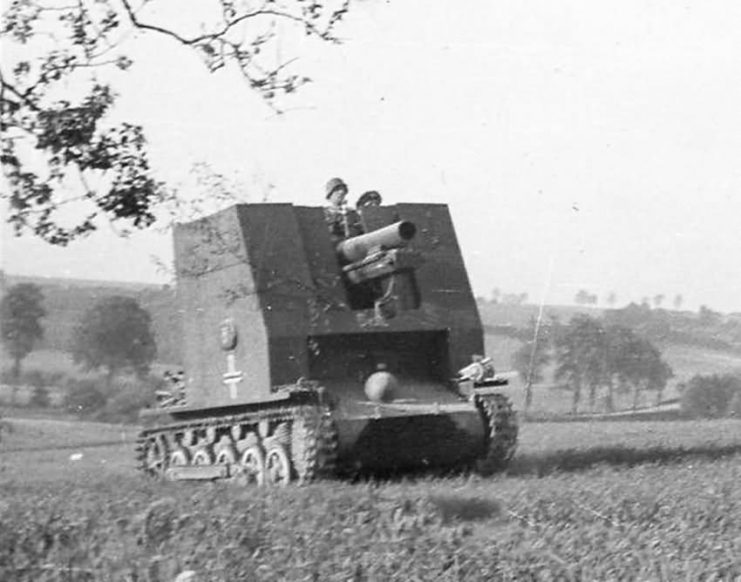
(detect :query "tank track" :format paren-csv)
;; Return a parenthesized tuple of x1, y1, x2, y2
(475, 393, 518, 475)
(135, 403, 339, 485)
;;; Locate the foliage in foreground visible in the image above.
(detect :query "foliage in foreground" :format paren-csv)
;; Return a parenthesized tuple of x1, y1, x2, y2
(1, 457, 739, 581)
(1, 418, 740, 581)
(1, 0, 351, 244)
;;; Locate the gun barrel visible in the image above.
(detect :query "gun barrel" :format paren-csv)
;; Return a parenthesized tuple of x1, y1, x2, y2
(337, 220, 416, 263)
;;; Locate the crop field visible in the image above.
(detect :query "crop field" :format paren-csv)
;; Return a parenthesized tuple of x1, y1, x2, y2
(1, 416, 740, 581)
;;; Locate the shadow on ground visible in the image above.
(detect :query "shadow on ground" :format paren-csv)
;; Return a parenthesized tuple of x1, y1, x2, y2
(426, 494, 502, 523)
(509, 443, 741, 477)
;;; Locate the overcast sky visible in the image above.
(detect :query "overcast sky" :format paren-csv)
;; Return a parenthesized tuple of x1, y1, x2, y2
(2, 0, 741, 312)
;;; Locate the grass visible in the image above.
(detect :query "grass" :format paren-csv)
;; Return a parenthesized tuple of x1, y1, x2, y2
(0, 417, 139, 483)
(661, 343, 741, 383)
(3, 328, 739, 416)
(1, 416, 740, 580)
(0, 349, 92, 381)
(2, 416, 138, 450)
(0, 348, 176, 409)
(0, 349, 177, 382)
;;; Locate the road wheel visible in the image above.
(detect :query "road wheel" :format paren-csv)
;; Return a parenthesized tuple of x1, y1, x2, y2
(214, 441, 238, 466)
(239, 445, 265, 486)
(141, 436, 168, 477)
(265, 443, 292, 487)
(167, 446, 190, 480)
(192, 446, 215, 466)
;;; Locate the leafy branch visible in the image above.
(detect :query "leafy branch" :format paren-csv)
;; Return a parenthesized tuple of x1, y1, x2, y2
(1, 0, 352, 245)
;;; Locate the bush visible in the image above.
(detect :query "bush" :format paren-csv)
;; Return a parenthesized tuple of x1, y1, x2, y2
(95, 375, 159, 423)
(29, 385, 51, 408)
(0, 368, 64, 407)
(25, 370, 62, 408)
(63, 373, 160, 422)
(65, 378, 108, 415)
(680, 374, 741, 419)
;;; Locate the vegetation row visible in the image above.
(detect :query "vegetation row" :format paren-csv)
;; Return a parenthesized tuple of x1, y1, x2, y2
(3, 282, 741, 422)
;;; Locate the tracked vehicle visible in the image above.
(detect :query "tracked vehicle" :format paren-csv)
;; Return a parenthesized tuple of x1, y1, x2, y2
(137, 202, 517, 484)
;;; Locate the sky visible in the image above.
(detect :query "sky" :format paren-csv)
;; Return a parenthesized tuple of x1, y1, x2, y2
(2, 0, 741, 312)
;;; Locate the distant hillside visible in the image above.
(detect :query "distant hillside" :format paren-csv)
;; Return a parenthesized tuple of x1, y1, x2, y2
(477, 300, 741, 353)
(480, 300, 741, 414)
(0, 272, 181, 365)
(4, 270, 741, 386)
(0, 273, 156, 292)
(477, 302, 604, 335)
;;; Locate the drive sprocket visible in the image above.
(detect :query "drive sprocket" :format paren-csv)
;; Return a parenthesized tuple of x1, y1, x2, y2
(475, 393, 518, 475)
(290, 407, 339, 483)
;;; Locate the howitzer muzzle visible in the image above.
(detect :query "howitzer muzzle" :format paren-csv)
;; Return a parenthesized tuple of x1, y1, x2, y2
(337, 220, 416, 263)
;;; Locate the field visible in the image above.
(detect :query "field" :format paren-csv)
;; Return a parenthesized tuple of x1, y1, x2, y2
(484, 331, 741, 415)
(661, 344, 741, 383)
(1, 416, 739, 581)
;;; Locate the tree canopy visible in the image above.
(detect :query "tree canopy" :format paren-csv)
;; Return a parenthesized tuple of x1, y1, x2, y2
(679, 374, 741, 419)
(0, 282, 46, 378)
(553, 314, 672, 413)
(72, 295, 157, 380)
(1, 0, 350, 244)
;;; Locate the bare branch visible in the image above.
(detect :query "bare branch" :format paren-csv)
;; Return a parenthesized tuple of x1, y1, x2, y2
(119, 0, 332, 47)
(0, 70, 41, 112)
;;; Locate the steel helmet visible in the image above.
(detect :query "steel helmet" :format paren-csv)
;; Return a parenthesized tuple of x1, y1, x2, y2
(356, 190, 382, 207)
(325, 177, 348, 199)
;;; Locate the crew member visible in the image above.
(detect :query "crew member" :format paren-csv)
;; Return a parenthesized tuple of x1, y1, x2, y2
(325, 177, 348, 209)
(324, 177, 350, 238)
(356, 190, 382, 208)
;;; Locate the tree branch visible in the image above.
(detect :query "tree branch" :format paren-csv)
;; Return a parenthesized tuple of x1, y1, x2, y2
(119, 0, 329, 46)
(1, 0, 352, 245)
(0, 70, 41, 112)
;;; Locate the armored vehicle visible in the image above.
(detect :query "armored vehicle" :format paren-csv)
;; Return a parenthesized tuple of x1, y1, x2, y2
(137, 202, 517, 484)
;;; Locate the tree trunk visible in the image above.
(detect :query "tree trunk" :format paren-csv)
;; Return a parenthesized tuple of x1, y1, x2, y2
(571, 380, 581, 415)
(604, 378, 615, 413)
(105, 367, 117, 393)
(11, 356, 22, 406)
(12, 356, 21, 380)
(655, 387, 664, 407)
(588, 383, 597, 412)
(632, 382, 642, 411)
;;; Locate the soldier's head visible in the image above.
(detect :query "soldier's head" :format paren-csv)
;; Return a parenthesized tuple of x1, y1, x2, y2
(325, 177, 348, 208)
(356, 190, 382, 208)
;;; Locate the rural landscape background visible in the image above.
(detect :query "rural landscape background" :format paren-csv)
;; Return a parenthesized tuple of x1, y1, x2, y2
(1, 271, 740, 580)
(4, 270, 741, 417)
(2, 0, 741, 579)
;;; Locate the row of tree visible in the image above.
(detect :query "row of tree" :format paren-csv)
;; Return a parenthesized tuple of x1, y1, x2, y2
(574, 290, 686, 310)
(487, 289, 529, 305)
(1, 283, 157, 390)
(512, 314, 673, 414)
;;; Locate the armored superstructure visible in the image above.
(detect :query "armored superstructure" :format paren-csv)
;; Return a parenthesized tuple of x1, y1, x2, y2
(137, 202, 517, 484)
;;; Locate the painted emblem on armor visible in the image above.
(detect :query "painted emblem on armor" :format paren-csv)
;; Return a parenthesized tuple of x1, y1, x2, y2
(222, 353, 244, 399)
(219, 318, 238, 351)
